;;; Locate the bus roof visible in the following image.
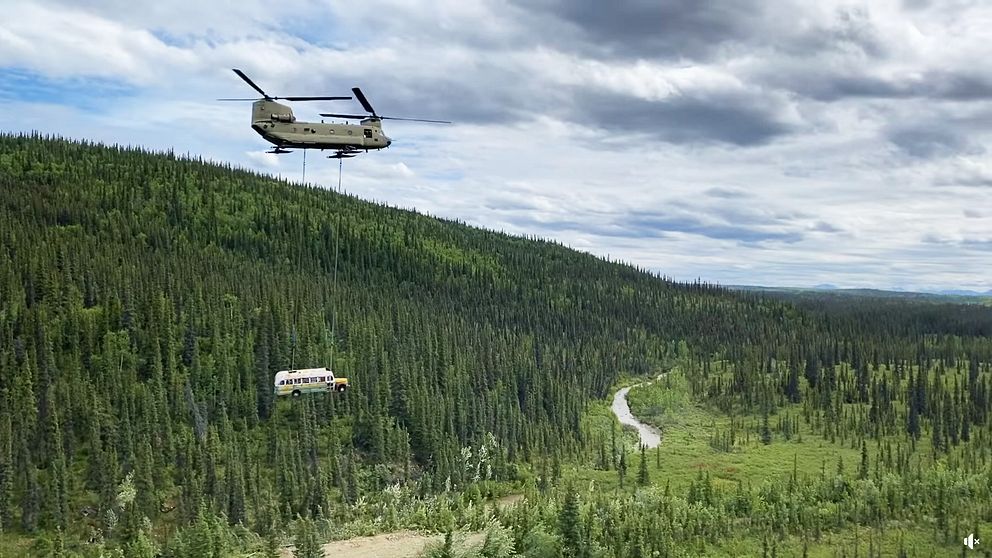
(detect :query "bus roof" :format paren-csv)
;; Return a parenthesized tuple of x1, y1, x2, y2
(274, 367, 331, 376)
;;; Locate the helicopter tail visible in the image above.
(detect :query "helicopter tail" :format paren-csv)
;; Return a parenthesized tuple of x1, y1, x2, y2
(252, 99, 295, 124)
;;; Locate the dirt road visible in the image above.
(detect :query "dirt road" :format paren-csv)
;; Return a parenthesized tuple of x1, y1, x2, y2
(279, 530, 484, 558)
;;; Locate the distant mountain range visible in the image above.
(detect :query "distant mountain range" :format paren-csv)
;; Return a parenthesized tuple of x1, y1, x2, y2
(730, 284, 992, 303)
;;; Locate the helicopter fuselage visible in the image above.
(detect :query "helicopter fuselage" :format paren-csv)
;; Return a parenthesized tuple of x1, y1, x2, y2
(250, 99, 391, 151)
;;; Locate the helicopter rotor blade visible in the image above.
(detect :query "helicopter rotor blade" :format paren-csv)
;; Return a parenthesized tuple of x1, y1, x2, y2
(280, 95, 352, 101)
(381, 116, 452, 124)
(320, 113, 451, 124)
(352, 87, 376, 116)
(232, 69, 269, 99)
(318, 113, 369, 119)
(230, 69, 350, 102)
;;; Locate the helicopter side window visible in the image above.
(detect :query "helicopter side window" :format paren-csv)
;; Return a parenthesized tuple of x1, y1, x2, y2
(364, 129, 373, 139)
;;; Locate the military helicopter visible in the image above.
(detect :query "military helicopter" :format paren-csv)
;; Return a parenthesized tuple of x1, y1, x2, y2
(223, 69, 450, 159)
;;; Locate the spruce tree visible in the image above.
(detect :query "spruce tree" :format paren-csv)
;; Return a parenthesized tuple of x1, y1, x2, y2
(294, 517, 324, 558)
(264, 529, 282, 558)
(0, 413, 11, 533)
(124, 530, 156, 558)
(858, 441, 869, 480)
(618, 450, 627, 489)
(22, 460, 40, 533)
(558, 484, 581, 558)
(760, 412, 772, 445)
(49, 414, 69, 530)
(637, 445, 650, 486)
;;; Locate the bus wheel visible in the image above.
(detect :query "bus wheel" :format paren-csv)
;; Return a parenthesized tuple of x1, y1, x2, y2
(336, 384, 347, 393)
(292, 390, 301, 398)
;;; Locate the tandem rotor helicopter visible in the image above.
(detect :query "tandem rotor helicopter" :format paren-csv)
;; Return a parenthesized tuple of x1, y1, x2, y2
(222, 69, 451, 159)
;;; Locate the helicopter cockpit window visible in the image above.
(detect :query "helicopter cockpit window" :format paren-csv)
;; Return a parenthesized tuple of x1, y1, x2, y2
(364, 129, 373, 139)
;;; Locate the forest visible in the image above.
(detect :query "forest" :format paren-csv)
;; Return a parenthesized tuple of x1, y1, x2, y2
(0, 133, 990, 557)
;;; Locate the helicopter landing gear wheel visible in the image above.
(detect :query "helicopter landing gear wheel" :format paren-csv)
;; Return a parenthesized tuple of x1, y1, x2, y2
(336, 384, 347, 393)
(292, 390, 301, 398)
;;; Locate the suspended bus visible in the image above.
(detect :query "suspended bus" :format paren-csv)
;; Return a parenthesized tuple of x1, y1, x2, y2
(274, 367, 348, 397)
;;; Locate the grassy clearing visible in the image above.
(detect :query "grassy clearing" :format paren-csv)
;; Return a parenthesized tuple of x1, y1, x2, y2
(579, 370, 864, 493)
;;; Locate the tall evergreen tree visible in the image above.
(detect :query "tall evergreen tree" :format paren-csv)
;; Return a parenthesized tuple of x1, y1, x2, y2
(637, 445, 650, 487)
(294, 517, 324, 558)
(617, 450, 627, 489)
(0, 413, 12, 532)
(858, 441, 869, 480)
(760, 411, 772, 445)
(558, 484, 581, 558)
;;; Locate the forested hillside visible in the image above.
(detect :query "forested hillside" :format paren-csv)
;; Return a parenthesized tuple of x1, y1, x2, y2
(0, 134, 990, 557)
(0, 134, 798, 553)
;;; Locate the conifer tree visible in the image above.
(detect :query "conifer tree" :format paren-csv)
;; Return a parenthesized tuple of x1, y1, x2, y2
(124, 529, 156, 558)
(637, 445, 650, 486)
(294, 517, 324, 558)
(760, 411, 772, 445)
(264, 529, 282, 558)
(858, 441, 869, 480)
(49, 413, 69, 530)
(786, 361, 801, 403)
(618, 450, 627, 489)
(0, 413, 12, 533)
(22, 460, 40, 533)
(558, 484, 581, 558)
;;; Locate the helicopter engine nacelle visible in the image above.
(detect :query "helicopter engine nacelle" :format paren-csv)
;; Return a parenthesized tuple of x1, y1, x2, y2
(271, 114, 296, 123)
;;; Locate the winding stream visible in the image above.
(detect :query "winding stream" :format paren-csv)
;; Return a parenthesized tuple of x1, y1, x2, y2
(610, 374, 666, 449)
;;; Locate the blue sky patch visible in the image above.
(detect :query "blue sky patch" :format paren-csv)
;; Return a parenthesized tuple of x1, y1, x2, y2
(0, 68, 138, 111)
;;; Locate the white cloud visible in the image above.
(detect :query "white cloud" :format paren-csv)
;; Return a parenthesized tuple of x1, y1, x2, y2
(0, 3, 197, 84)
(246, 150, 281, 168)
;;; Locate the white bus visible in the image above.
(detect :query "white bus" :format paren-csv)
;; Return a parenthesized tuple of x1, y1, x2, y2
(273, 367, 348, 397)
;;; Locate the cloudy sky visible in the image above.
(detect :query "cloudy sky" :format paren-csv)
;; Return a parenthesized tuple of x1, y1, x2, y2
(1, 0, 990, 292)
